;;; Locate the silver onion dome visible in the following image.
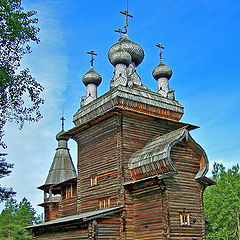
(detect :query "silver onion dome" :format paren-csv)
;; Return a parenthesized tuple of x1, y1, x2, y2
(108, 35, 144, 66)
(152, 62, 173, 80)
(109, 48, 131, 66)
(82, 67, 102, 86)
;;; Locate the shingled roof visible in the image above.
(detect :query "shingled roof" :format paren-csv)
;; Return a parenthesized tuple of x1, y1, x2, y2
(129, 127, 208, 180)
(26, 206, 124, 229)
(39, 131, 77, 190)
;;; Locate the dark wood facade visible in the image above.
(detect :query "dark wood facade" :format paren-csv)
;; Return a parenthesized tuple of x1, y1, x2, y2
(29, 89, 214, 239)
(27, 18, 215, 235)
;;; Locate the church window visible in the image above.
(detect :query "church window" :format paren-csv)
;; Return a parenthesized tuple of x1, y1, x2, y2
(98, 197, 111, 209)
(90, 175, 98, 186)
(180, 213, 190, 226)
(90, 169, 118, 187)
(66, 184, 72, 199)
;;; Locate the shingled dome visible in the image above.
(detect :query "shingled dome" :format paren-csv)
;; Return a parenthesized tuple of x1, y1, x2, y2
(108, 35, 144, 66)
(82, 67, 102, 86)
(152, 61, 173, 80)
(109, 48, 132, 66)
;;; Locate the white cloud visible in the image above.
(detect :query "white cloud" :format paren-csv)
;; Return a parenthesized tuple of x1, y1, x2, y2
(0, 1, 70, 214)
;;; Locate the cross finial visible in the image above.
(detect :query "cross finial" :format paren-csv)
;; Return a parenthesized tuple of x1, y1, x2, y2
(87, 50, 97, 67)
(156, 43, 165, 62)
(120, 10, 133, 34)
(115, 28, 125, 40)
(60, 116, 65, 131)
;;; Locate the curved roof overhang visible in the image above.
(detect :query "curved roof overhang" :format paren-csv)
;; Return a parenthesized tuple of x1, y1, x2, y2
(129, 127, 209, 181)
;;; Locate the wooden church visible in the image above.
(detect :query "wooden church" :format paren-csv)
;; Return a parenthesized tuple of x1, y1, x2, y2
(27, 10, 215, 240)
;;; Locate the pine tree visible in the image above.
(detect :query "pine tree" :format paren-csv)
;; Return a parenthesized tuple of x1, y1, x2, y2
(0, 197, 42, 239)
(0, 152, 15, 202)
(204, 163, 240, 239)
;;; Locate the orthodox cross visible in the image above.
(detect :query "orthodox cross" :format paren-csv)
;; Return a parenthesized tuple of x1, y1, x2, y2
(60, 116, 65, 131)
(87, 50, 97, 67)
(120, 10, 133, 34)
(115, 28, 125, 40)
(156, 43, 165, 62)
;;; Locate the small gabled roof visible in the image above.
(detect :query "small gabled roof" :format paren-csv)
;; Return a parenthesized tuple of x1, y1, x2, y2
(129, 127, 209, 180)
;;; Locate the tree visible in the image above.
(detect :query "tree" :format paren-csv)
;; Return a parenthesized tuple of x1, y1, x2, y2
(0, 152, 15, 202)
(204, 163, 240, 240)
(0, 0, 44, 148)
(0, 197, 42, 239)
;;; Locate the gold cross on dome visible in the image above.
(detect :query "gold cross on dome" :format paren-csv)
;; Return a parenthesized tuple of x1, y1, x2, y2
(156, 43, 165, 62)
(120, 10, 133, 34)
(87, 50, 97, 67)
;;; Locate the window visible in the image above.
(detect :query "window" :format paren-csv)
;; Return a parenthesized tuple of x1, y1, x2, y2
(98, 198, 111, 209)
(66, 185, 72, 199)
(62, 188, 66, 200)
(180, 213, 190, 226)
(90, 169, 118, 186)
(90, 175, 98, 186)
(62, 183, 76, 199)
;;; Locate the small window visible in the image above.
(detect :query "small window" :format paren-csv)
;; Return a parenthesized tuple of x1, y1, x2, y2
(72, 183, 77, 196)
(66, 185, 72, 199)
(98, 198, 111, 209)
(90, 176, 98, 186)
(180, 213, 190, 226)
(62, 188, 66, 200)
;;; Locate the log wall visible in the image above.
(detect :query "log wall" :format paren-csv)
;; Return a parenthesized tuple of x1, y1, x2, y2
(166, 141, 204, 239)
(33, 223, 88, 240)
(96, 214, 121, 239)
(76, 115, 121, 213)
(122, 113, 179, 182)
(122, 113, 179, 239)
(132, 185, 164, 239)
(45, 203, 59, 222)
(61, 196, 77, 217)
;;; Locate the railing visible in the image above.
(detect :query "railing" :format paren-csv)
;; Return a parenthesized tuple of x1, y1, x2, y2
(44, 196, 61, 203)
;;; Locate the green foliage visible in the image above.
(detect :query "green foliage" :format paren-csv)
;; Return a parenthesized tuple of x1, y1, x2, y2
(0, 152, 15, 202)
(0, 0, 44, 148)
(204, 163, 240, 240)
(0, 197, 42, 239)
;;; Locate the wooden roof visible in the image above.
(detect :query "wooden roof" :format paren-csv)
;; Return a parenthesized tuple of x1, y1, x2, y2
(73, 85, 184, 126)
(26, 206, 124, 229)
(129, 127, 209, 181)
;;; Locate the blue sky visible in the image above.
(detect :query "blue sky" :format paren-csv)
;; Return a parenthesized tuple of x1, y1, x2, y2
(1, 0, 239, 214)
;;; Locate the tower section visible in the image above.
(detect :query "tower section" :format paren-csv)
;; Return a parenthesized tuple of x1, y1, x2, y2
(38, 125, 77, 222)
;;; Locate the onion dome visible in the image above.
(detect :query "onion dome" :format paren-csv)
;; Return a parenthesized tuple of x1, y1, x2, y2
(56, 130, 68, 141)
(152, 62, 173, 80)
(108, 35, 144, 66)
(82, 67, 102, 86)
(109, 48, 131, 66)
